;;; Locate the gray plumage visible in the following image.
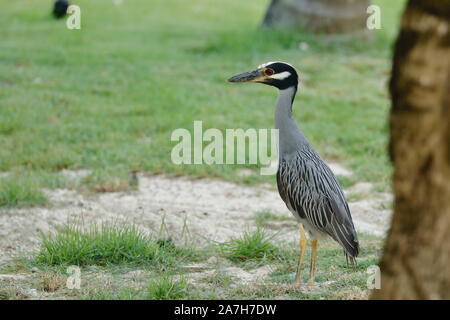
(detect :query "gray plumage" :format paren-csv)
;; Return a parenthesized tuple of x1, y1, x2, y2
(275, 87, 359, 262)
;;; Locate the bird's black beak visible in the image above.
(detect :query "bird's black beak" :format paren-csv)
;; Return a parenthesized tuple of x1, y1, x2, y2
(228, 69, 265, 83)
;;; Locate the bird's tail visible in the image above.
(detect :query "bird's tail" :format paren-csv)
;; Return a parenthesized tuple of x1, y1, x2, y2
(342, 227, 359, 267)
(345, 251, 358, 268)
(331, 222, 359, 264)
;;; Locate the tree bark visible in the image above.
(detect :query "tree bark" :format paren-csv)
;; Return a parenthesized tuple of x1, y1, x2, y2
(372, 0, 450, 300)
(262, 0, 371, 34)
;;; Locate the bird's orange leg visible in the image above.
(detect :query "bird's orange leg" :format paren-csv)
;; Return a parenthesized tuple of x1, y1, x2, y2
(308, 239, 318, 286)
(294, 224, 307, 288)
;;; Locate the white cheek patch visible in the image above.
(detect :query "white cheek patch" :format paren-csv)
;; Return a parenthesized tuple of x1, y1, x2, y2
(269, 71, 291, 80)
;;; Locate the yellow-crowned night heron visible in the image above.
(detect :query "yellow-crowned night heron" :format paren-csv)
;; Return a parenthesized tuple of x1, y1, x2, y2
(228, 62, 359, 287)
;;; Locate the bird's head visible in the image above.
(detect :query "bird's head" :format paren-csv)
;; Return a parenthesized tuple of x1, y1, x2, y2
(228, 61, 298, 90)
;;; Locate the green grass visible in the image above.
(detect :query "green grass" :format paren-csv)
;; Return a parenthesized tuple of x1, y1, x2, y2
(0, 0, 406, 208)
(36, 221, 197, 267)
(199, 271, 234, 288)
(81, 272, 191, 300)
(220, 228, 281, 262)
(147, 274, 189, 300)
(0, 175, 48, 208)
(82, 287, 141, 300)
(1, 226, 383, 300)
(0, 170, 71, 207)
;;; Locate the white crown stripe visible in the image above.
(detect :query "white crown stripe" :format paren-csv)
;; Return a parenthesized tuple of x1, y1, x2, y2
(257, 61, 295, 69)
(258, 61, 277, 68)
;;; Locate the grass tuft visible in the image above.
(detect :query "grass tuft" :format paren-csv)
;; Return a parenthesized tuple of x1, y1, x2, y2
(147, 274, 189, 300)
(220, 228, 281, 262)
(0, 177, 47, 208)
(36, 221, 194, 267)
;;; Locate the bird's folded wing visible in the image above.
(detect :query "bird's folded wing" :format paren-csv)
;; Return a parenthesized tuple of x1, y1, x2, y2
(277, 158, 359, 257)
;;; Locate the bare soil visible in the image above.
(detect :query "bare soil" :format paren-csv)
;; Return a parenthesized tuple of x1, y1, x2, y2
(0, 164, 392, 265)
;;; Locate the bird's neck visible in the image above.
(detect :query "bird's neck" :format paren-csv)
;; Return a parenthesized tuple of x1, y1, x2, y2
(275, 86, 309, 155)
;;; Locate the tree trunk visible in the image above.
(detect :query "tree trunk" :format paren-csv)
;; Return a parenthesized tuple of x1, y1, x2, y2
(262, 0, 371, 34)
(372, 0, 450, 300)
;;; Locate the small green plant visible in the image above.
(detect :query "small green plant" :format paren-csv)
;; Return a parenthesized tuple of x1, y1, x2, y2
(0, 177, 47, 208)
(82, 287, 141, 300)
(220, 228, 280, 262)
(200, 271, 233, 287)
(36, 221, 194, 267)
(147, 274, 189, 300)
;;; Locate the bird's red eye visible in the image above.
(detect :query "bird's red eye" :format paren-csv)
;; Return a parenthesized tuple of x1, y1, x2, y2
(265, 68, 275, 76)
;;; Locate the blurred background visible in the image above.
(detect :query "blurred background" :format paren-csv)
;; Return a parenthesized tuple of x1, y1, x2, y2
(0, 0, 405, 199)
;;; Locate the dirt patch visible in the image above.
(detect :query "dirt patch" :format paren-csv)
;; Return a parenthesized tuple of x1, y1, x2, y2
(345, 182, 392, 237)
(0, 165, 392, 264)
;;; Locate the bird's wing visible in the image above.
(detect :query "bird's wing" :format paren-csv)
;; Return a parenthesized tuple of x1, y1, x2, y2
(323, 192, 359, 258)
(277, 155, 359, 258)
